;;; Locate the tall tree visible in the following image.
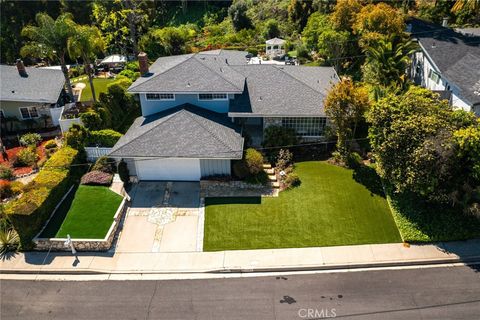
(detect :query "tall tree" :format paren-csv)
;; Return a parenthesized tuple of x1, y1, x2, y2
(367, 86, 479, 208)
(324, 77, 370, 158)
(288, 0, 315, 32)
(362, 35, 417, 98)
(228, 0, 251, 31)
(68, 25, 105, 102)
(21, 13, 76, 99)
(353, 2, 405, 48)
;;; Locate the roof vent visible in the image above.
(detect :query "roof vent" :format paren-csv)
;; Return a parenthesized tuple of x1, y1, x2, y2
(431, 41, 436, 49)
(187, 82, 191, 87)
(225, 58, 228, 65)
(258, 96, 262, 101)
(220, 67, 223, 72)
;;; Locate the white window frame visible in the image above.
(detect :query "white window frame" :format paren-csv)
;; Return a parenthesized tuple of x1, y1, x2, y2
(281, 117, 327, 137)
(428, 69, 441, 84)
(19, 106, 39, 120)
(145, 93, 175, 101)
(198, 93, 228, 101)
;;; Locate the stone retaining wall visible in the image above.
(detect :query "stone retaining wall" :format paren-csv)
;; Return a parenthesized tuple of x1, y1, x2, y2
(34, 197, 128, 252)
(200, 180, 278, 197)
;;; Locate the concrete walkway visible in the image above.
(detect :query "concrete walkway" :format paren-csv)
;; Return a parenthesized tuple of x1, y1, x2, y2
(1, 239, 479, 275)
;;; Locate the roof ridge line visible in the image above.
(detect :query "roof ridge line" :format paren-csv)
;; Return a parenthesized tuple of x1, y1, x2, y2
(129, 54, 196, 90)
(110, 108, 183, 154)
(183, 108, 236, 153)
(195, 55, 245, 91)
(274, 65, 327, 96)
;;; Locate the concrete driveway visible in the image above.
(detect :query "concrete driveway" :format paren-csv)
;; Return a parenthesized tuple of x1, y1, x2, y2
(116, 181, 201, 253)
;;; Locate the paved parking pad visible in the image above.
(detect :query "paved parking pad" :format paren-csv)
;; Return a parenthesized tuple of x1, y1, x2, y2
(116, 181, 201, 253)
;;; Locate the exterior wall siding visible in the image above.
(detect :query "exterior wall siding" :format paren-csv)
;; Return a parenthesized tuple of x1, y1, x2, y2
(0, 101, 56, 131)
(411, 51, 473, 113)
(200, 159, 231, 177)
(140, 93, 234, 116)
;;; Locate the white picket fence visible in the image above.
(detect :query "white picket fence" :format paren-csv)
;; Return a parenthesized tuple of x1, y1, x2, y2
(85, 147, 112, 162)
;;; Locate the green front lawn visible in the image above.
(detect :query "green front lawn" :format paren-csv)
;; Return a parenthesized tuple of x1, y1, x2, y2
(72, 77, 116, 102)
(204, 161, 402, 251)
(41, 185, 123, 239)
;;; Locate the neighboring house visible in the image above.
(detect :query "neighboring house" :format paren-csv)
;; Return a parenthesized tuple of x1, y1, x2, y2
(265, 38, 286, 59)
(408, 18, 480, 116)
(110, 50, 337, 181)
(110, 50, 338, 180)
(0, 60, 68, 133)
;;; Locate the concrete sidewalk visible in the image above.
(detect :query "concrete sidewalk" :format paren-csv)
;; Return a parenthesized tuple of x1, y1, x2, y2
(1, 239, 479, 275)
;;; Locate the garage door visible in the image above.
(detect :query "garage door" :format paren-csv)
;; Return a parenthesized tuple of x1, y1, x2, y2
(135, 158, 201, 181)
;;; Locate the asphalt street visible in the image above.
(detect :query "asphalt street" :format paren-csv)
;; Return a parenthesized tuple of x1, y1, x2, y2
(1, 265, 480, 320)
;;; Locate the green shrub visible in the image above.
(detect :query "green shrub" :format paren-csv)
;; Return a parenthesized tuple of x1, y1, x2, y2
(276, 149, 293, 170)
(346, 152, 363, 169)
(232, 160, 250, 179)
(245, 148, 264, 175)
(10, 181, 24, 195)
(4, 146, 79, 249)
(64, 124, 89, 150)
(80, 110, 103, 130)
(0, 228, 19, 255)
(92, 156, 115, 173)
(44, 139, 57, 149)
(284, 172, 301, 189)
(0, 164, 13, 180)
(14, 148, 39, 167)
(87, 129, 122, 147)
(117, 159, 130, 185)
(19, 133, 41, 146)
(263, 126, 298, 149)
(0, 180, 12, 200)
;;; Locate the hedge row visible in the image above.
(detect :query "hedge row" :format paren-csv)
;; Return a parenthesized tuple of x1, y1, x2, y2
(87, 129, 122, 147)
(4, 146, 79, 249)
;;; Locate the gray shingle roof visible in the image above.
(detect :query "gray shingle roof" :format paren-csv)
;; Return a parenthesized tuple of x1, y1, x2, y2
(408, 18, 480, 105)
(0, 65, 65, 103)
(229, 65, 338, 116)
(128, 50, 248, 93)
(109, 104, 244, 159)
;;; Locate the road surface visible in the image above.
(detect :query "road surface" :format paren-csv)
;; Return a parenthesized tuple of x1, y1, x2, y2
(2, 266, 480, 319)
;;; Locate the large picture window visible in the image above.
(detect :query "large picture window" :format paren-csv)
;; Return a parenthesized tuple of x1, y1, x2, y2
(281, 117, 327, 137)
(146, 93, 175, 101)
(198, 93, 228, 101)
(19, 107, 39, 119)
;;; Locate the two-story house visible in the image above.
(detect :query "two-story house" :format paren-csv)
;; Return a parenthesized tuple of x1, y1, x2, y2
(109, 50, 337, 181)
(0, 60, 68, 134)
(408, 18, 480, 116)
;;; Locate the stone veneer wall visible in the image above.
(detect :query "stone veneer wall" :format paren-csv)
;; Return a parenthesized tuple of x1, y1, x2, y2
(263, 117, 282, 129)
(200, 180, 278, 197)
(34, 197, 128, 252)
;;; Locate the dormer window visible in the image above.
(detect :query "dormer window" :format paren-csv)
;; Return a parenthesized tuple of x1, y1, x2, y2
(198, 93, 228, 101)
(146, 93, 175, 101)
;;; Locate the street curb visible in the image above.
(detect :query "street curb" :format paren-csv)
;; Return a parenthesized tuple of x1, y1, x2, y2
(2, 255, 479, 276)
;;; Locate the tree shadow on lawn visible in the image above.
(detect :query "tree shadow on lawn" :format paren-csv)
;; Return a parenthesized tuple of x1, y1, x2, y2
(352, 165, 385, 198)
(205, 197, 262, 206)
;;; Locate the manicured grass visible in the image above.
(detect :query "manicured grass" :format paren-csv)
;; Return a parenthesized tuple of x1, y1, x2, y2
(48, 185, 123, 239)
(72, 77, 116, 102)
(204, 161, 402, 251)
(388, 191, 480, 243)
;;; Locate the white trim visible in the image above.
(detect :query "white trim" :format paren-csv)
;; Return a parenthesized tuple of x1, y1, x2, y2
(19, 106, 40, 120)
(197, 93, 229, 101)
(229, 113, 327, 118)
(145, 93, 176, 101)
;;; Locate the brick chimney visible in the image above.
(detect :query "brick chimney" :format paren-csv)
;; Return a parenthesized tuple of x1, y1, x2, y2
(16, 59, 27, 77)
(138, 52, 149, 76)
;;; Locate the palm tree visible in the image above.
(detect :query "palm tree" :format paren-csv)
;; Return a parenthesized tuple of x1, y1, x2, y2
(21, 13, 77, 99)
(363, 35, 418, 90)
(68, 25, 105, 102)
